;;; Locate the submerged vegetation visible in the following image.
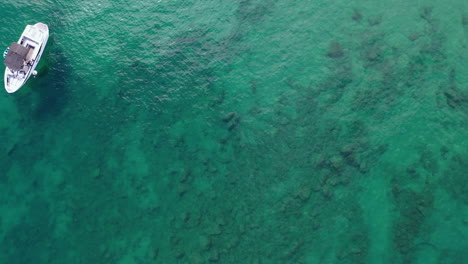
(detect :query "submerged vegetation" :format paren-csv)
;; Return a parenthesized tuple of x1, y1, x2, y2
(0, 1, 466, 263)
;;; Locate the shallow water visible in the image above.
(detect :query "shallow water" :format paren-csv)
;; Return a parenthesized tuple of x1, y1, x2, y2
(0, 0, 467, 263)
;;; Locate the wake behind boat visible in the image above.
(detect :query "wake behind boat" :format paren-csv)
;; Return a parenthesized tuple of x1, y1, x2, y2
(3, 23, 49, 93)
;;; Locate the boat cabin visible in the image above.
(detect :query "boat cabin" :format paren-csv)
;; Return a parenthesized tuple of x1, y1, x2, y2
(4, 42, 30, 72)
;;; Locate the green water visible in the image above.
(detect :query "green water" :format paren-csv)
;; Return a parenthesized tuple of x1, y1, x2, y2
(1, 0, 467, 263)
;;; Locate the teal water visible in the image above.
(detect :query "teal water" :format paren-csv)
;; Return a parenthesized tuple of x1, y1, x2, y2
(1, 0, 467, 263)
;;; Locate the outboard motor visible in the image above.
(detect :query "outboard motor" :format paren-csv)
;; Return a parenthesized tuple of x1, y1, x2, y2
(3, 47, 9, 59)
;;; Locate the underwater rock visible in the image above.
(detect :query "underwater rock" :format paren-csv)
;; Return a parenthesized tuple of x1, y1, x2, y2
(327, 176, 340, 187)
(352, 10, 362, 21)
(408, 33, 421, 42)
(406, 165, 417, 175)
(250, 79, 258, 94)
(175, 249, 185, 259)
(250, 258, 261, 264)
(311, 176, 324, 192)
(178, 169, 191, 183)
(420, 7, 433, 22)
(340, 144, 356, 157)
(444, 89, 463, 108)
(238, 223, 246, 234)
(317, 169, 332, 186)
(322, 185, 333, 199)
(203, 189, 218, 201)
(178, 183, 188, 197)
(176, 210, 200, 229)
(367, 15, 382, 26)
(345, 153, 360, 168)
(283, 239, 304, 259)
(226, 235, 241, 250)
(280, 196, 305, 216)
(359, 160, 369, 173)
(198, 235, 212, 251)
(148, 205, 161, 216)
(152, 247, 159, 260)
(365, 47, 381, 62)
(392, 189, 434, 256)
(222, 112, 237, 123)
(463, 14, 468, 25)
(315, 154, 329, 168)
(206, 223, 222, 236)
(337, 234, 367, 262)
(205, 161, 218, 174)
(228, 235, 243, 251)
(327, 41, 344, 58)
(440, 146, 449, 159)
(340, 144, 362, 168)
(170, 235, 182, 246)
(215, 215, 226, 227)
(180, 211, 191, 223)
(330, 155, 344, 170)
(92, 168, 101, 179)
(420, 148, 438, 174)
(209, 89, 225, 107)
(208, 250, 219, 262)
(7, 143, 17, 156)
(228, 116, 241, 131)
(295, 185, 311, 202)
(312, 219, 321, 230)
(222, 112, 241, 131)
(359, 32, 386, 68)
(189, 252, 204, 264)
(169, 216, 177, 225)
(442, 155, 468, 204)
(277, 116, 290, 126)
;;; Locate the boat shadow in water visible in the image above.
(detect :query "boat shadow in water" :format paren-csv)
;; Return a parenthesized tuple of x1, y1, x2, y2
(15, 38, 72, 121)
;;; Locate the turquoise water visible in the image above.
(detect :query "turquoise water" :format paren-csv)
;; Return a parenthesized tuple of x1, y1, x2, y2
(1, 0, 467, 263)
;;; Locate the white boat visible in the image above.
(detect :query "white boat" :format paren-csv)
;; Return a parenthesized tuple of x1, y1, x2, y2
(3, 23, 49, 93)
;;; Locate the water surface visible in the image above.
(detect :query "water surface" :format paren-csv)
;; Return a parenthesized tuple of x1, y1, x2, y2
(0, 0, 467, 263)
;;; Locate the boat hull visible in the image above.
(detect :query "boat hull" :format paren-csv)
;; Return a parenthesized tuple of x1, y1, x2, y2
(4, 23, 49, 93)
